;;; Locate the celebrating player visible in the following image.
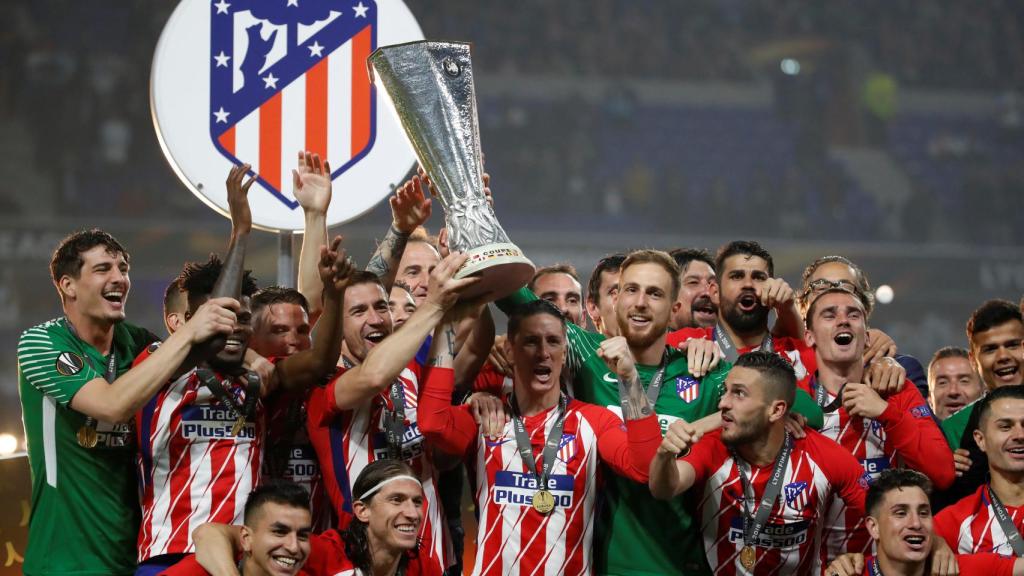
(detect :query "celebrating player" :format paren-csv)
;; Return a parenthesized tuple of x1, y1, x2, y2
(668, 247, 719, 330)
(928, 347, 984, 421)
(826, 469, 1018, 576)
(161, 461, 431, 576)
(584, 253, 625, 337)
(418, 299, 662, 575)
(529, 263, 586, 327)
(802, 286, 953, 558)
(649, 351, 869, 574)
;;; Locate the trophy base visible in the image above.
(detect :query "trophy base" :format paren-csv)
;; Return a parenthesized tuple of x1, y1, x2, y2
(455, 242, 535, 301)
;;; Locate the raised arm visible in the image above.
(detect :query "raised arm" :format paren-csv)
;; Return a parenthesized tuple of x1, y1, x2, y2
(365, 175, 432, 290)
(453, 304, 496, 392)
(293, 151, 332, 326)
(332, 252, 478, 410)
(270, 236, 354, 394)
(418, 324, 479, 457)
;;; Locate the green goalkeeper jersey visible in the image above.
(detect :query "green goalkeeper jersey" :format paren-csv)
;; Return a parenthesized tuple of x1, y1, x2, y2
(17, 317, 155, 575)
(498, 288, 823, 575)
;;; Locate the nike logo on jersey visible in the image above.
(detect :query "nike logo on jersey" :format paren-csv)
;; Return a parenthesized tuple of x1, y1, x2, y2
(602, 372, 618, 384)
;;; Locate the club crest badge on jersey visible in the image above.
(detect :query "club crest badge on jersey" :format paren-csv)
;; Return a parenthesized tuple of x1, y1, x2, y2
(676, 376, 699, 403)
(784, 481, 808, 511)
(556, 433, 577, 464)
(152, 0, 425, 231)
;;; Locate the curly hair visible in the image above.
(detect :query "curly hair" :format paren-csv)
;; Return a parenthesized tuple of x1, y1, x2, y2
(176, 254, 258, 312)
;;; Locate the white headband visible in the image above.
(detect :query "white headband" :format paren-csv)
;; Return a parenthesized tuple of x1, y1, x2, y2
(356, 475, 422, 501)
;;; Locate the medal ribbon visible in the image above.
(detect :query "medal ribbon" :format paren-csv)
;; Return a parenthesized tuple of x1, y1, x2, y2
(510, 393, 569, 497)
(343, 356, 406, 460)
(987, 485, 1024, 557)
(196, 368, 260, 425)
(641, 347, 671, 408)
(714, 323, 773, 364)
(812, 376, 847, 413)
(730, 433, 792, 551)
(65, 318, 118, 441)
(868, 557, 884, 576)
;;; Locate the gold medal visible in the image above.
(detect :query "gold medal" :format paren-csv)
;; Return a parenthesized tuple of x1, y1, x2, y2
(231, 416, 246, 436)
(740, 545, 756, 571)
(77, 425, 98, 449)
(532, 489, 556, 514)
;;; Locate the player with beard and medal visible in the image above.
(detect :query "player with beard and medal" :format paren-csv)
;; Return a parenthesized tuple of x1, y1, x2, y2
(803, 287, 953, 559)
(16, 226, 247, 576)
(826, 469, 1021, 576)
(933, 387, 1024, 557)
(938, 300, 1024, 510)
(498, 249, 824, 576)
(418, 299, 661, 575)
(650, 351, 873, 575)
(134, 165, 353, 575)
(668, 248, 719, 331)
(305, 249, 493, 576)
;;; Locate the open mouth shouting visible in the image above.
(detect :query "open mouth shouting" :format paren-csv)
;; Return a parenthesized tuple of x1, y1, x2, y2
(737, 293, 759, 314)
(102, 288, 125, 310)
(692, 296, 717, 324)
(902, 533, 928, 554)
(364, 330, 387, 347)
(533, 364, 553, 384)
(222, 336, 245, 354)
(833, 331, 854, 346)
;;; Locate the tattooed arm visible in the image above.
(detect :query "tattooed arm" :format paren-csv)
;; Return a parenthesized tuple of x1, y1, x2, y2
(366, 174, 431, 290)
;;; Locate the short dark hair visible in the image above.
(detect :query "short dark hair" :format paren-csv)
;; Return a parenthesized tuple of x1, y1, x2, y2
(928, 346, 970, 374)
(621, 249, 681, 302)
(50, 229, 129, 284)
(508, 299, 567, 341)
(669, 248, 716, 275)
(866, 468, 932, 517)
(393, 280, 414, 295)
(587, 253, 625, 306)
(252, 286, 310, 316)
(975, 385, 1024, 430)
(967, 299, 1024, 344)
(243, 480, 310, 525)
(798, 255, 875, 316)
(343, 270, 387, 303)
(715, 240, 774, 279)
(734, 350, 796, 410)
(804, 286, 870, 330)
(177, 254, 259, 312)
(529, 263, 581, 292)
(163, 278, 187, 317)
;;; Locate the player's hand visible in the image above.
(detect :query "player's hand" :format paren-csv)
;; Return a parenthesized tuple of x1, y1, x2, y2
(226, 163, 257, 235)
(675, 337, 722, 378)
(390, 175, 432, 234)
(483, 171, 494, 209)
(184, 297, 239, 344)
(658, 419, 701, 457)
(319, 236, 356, 296)
(784, 413, 808, 439)
(953, 448, 973, 477)
(467, 392, 508, 437)
(487, 335, 512, 375)
(244, 349, 276, 396)
(930, 536, 959, 576)
(864, 328, 898, 363)
(864, 356, 905, 397)
(842, 383, 889, 419)
(825, 553, 864, 576)
(597, 336, 637, 382)
(292, 151, 332, 214)
(417, 166, 440, 197)
(756, 277, 795, 310)
(424, 252, 480, 312)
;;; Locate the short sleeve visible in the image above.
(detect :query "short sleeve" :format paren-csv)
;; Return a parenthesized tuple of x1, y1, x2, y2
(17, 324, 103, 408)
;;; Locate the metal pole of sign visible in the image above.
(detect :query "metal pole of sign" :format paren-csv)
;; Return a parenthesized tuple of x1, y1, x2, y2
(277, 231, 294, 288)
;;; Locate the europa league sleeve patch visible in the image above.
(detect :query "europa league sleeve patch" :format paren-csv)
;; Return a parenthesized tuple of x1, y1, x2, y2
(55, 351, 85, 376)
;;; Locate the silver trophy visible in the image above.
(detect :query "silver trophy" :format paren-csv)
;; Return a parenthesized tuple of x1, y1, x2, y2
(368, 41, 534, 301)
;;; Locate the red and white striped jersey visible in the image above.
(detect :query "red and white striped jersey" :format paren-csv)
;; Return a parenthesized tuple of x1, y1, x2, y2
(305, 360, 447, 576)
(935, 484, 1024, 556)
(681, 429, 869, 575)
(134, 351, 264, 562)
(805, 378, 954, 558)
(418, 367, 661, 576)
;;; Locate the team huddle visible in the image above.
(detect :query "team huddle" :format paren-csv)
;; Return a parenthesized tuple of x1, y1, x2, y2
(17, 152, 1024, 576)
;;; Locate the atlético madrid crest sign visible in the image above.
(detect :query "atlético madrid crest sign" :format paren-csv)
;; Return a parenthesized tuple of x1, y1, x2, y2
(152, 0, 424, 231)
